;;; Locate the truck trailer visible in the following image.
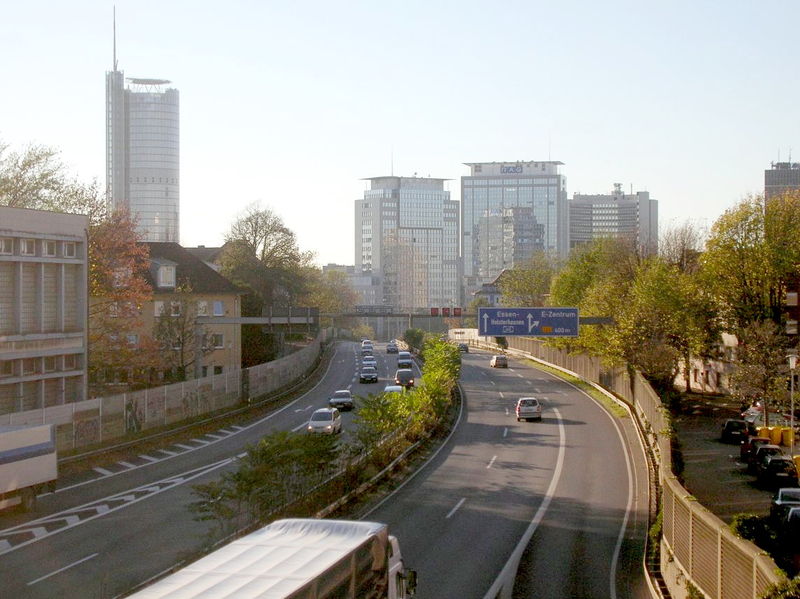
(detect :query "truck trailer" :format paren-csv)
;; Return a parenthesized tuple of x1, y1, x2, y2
(128, 518, 417, 598)
(0, 424, 57, 511)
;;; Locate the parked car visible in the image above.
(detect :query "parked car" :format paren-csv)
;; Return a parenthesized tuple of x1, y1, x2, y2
(771, 488, 800, 520)
(490, 355, 508, 368)
(515, 397, 542, 422)
(720, 419, 753, 444)
(740, 436, 772, 462)
(757, 455, 798, 488)
(749, 444, 784, 474)
(328, 390, 354, 411)
(359, 366, 378, 383)
(394, 368, 415, 388)
(307, 408, 342, 434)
(457, 343, 469, 353)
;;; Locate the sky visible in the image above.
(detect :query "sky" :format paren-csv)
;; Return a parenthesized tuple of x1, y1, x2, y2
(2, 1, 798, 266)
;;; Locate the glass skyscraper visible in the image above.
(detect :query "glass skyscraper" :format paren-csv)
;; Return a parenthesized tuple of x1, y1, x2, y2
(355, 176, 460, 311)
(106, 68, 180, 242)
(461, 161, 568, 296)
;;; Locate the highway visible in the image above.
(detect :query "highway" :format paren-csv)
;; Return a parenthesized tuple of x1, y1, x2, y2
(0, 341, 650, 598)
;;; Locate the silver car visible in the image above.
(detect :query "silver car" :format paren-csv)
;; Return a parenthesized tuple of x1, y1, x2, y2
(307, 408, 342, 434)
(515, 397, 542, 422)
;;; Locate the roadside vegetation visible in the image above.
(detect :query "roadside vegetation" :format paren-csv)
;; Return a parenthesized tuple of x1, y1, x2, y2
(189, 337, 461, 540)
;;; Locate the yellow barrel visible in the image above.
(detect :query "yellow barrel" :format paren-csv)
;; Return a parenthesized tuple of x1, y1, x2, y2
(758, 426, 770, 438)
(770, 426, 784, 445)
(784, 428, 796, 447)
(794, 455, 800, 471)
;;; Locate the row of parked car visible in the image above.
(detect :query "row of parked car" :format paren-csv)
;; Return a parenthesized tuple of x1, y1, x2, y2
(722, 419, 799, 488)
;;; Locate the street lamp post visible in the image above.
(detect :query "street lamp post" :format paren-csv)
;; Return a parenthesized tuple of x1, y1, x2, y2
(790, 354, 798, 457)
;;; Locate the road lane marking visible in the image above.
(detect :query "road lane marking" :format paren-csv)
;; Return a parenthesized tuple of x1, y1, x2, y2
(175, 444, 194, 451)
(118, 461, 136, 469)
(503, 427, 508, 438)
(138, 455, 158, 463)
(499, 392, 504, 398)
(487, 456, 497, 469)
(505, 408, 509, 416)
(292, 422, 307, 433)
(489, 380, 496, 386)
(483, 407, 566, 599)
(446, 498, 466, 519)
(93, 467, 113, 476)
(158, 449, 177, 456)
(27, 553, 99, 586)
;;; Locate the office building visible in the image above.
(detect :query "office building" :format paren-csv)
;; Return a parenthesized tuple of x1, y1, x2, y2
(0, 207, 89, 415)
(355, 176, 460, 311)
(461, 161, 568, 297)
(106, 50, 179, 242)
(570, 184, 658, 253)
(765, 162, 800, 201)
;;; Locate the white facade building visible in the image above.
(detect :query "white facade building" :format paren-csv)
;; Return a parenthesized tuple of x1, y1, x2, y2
(570, 183, 658, 253)
(0, 207, 89, 414)
(106, 66, 179, 243)
(355, 176, 460, 311)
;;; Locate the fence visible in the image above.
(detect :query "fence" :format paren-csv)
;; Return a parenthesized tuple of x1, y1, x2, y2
(498, 336, 783, 599)
(0, 332, 328, 452)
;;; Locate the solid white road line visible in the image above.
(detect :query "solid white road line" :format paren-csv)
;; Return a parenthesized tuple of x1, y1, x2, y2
(446, 498, 466, 519)
(487, 456, 497, 469)
(27, 553, 99, 585)
(291, 422, 307, 433)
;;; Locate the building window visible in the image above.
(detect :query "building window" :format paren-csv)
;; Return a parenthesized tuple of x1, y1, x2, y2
(64, 242, 76, 258)
(212, 333, 224, 348)
(113, 267, 131, 288)
(197, 301, 208, 316)
(159, 265, 176, 288)
(44, 241, 57, 257)
(22, 358, 37, 375)
(0, 361, 13, 377)
(154, 301, 165, 317)
(21, 239, 36, 256)
(109, 302, 119, 318)
(213, 365, 223, 375)
(44, 356, 57, 372)
(0, 238, 12, 255)
(213, 301, 224, 316)
(170, 301, 181, 317)
(64, 354, 76, 370)
(127, 334, 139, 346)
(202, 366, 208, 377)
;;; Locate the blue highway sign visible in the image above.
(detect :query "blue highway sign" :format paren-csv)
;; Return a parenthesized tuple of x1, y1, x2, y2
(478, 307, 579, 337)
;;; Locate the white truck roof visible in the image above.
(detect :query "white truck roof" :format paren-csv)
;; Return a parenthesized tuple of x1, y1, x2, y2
(130, 519, 388, 598)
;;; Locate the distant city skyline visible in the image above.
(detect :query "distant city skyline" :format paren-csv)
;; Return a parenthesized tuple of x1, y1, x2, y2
(2, 1, 797, 265)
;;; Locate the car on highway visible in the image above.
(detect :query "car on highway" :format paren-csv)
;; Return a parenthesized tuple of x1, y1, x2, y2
(307, 408, 342, 434)
(515, 397, 542, 421)
(720, 419, 752, 444)
(771, 488, 800, 520)
(394, 368, 415, 388)
(328, 390, 354, 411)
(749, 444, 784, 474)
(386, 342, 398, 354)
(757, 455, 798, 488)
(361, 346, 374, 356)
(457, 343, 469, 353)
(490, 355, 508, 368)
(359, 366, 379, 383)
(383, 385, 404, 395)
(362, 356, 377, 369)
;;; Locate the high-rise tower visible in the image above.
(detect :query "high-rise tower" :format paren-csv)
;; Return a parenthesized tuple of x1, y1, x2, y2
(105, 19, 179, 242)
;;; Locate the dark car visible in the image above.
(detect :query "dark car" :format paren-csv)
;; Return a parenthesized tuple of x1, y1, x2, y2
(771, 488, 800, 520)
(328, 390, 354, 411)
(757, 455, 798, 488)
(394, 368, 415, 388)
(359, 366, 378, 384)
(749, 444, 784, 474)
(386, 344, 398, 354)
(457, 343, 469, 353)
(720, 419, 752, 444)
(741, 436, 772, 462)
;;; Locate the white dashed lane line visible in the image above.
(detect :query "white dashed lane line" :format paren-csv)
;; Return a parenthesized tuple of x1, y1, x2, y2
(93, 467, 113, 476)
(446, 498, 466, 519)
(487, 456, 497, 469)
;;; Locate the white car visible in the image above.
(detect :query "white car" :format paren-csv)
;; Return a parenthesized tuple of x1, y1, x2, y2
(362, 356, 377, 368)
(383, 385, 404, 395)
(307, 408, 342, 434)
(515, 397, 542, 421)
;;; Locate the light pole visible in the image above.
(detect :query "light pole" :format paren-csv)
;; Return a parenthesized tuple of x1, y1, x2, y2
(790, 353, 798, 457)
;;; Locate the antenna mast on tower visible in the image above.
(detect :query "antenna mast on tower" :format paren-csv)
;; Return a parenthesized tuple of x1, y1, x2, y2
(113, 6, 118, 71)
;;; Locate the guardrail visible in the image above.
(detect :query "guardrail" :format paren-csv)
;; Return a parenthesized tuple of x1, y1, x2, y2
(471, 335, 783, 599)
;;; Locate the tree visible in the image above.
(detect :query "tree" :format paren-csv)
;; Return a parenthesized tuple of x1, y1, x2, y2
(297, 268, 358, 328)
(659, 220, 706, 274)
(728, 320, 788, 426)
(498, 251, 556, 307)
(151, 285, 214, 381)
(701, 194, 800, 330)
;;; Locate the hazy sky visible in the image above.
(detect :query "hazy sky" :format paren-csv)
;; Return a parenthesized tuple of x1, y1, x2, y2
(2, 1, 797, 265)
